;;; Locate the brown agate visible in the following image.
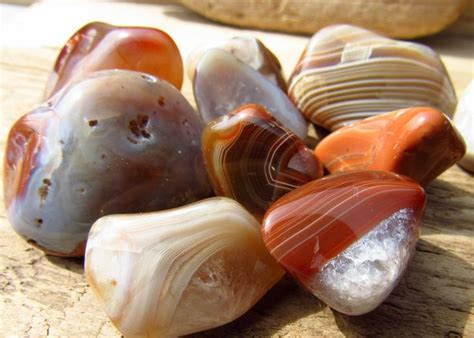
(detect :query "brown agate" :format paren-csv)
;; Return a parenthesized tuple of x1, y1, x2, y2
(202, 104, 323, 220)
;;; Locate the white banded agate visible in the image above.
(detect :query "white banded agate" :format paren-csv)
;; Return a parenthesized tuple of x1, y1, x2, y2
(289, 24, 457, 131)
(85, 197, 284, 337)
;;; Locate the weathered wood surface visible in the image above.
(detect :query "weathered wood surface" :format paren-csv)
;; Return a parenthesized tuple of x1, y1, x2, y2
(0, 2, 473, 337)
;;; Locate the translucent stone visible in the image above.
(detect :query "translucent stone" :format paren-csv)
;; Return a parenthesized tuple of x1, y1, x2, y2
(44, 21, 183, 98)
(262, 171, 426, 315)
(187, 36, 286, 90)
(314, 107, 466, 185)
(194, 49, 308, 139)
(4, 70, 211, 256)
(85, 197, 284, 337)
(202, 103, 323, 220)
(453, 81, 474, 172)
(288, 24, 457, 131)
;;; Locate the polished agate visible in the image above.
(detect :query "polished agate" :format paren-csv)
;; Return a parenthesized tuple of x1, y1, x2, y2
(85, 197, 284, 337)
(194, 49, 308, 139)
(288, 24, 457, 131)
(262, 171, 426, 315)
(202, 104, 323, 220)
(454, 81, 474, 173)
(315, 107, 466, 186)
(44, 22, 183, 98)
(187, 36, 286, 90)
(4, 70, 211, 256)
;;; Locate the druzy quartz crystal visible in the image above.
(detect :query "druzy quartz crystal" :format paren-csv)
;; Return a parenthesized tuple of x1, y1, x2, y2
(288, 24, 457, 131)
(315, 107, 466, 186)
(202, 104, 323, 220)
(4, 70, 211, 256)
(262, 171, 426, 315)
(85, 197, 284, 337)
(194, 49, 308, 139)
(44, 22, 184, 98)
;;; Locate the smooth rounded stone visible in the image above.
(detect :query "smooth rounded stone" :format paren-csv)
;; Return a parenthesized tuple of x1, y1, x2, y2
(202, 104, 323, 220)
(85, 197, 285, 337)
(187, 36, 287, 90)
(4, 70, 212, 256)
(179, 0, 466, 39)
(44, 21, 183, 98)
(193, 49, 308, 139)
(315, 107, 466, 186)
(288, 24, 457, 131)
(262, 171, 426, 315)
(453, 81, 474, 173)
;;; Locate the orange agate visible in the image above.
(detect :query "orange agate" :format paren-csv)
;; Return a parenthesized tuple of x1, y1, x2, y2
(315, 107, 466, 186)
(45, 22, 183, 98)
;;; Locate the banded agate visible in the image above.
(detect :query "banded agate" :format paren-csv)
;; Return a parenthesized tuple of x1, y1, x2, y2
(262, 171, 426, 315)
(288, 24, 457, 131)
(315, 107, 466, 186)
(202, 104, 323, 220)
(45, 22, 183, 98)
(187, 36, 286, 90)
(193, 49, 308, 139)
(4, 70, 211, 256)
(85, 197, 284, 337)
(454, 81, 474, 173)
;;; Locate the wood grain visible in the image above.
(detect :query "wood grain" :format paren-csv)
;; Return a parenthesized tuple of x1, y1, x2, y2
(0, 2, 473, 337)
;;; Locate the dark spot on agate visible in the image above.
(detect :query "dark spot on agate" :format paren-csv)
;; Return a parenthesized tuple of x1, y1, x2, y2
(38, 179, 52, 200)
(128, 114, 151, 140)
(158, 96, 165, 106)
(88, 120, 98, 127)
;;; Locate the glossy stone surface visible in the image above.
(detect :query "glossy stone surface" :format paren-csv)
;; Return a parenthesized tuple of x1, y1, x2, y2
(315, 107, 466, 186)
(4, 70, 211, 256)
(453, 81, 474, 173)
(288, 24, 457, 131)
(194, 49, 308, 139)
(85, 197, 284, 337)
(187, 36, 286, 90)
(262, 171, 426, 315)
(44, 22, 183, 98)
(203, 104, 323, 220)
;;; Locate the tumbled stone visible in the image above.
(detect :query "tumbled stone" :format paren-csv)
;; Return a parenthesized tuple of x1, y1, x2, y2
(187, 36, 286, 90)
(194, 49, 308, 139)
(85, 197, 284, 337)
(202, 103, 323, 220)
(44, 22, 183, 98)
(453, 81, 474, 173)
(262, 171, 426, 315)
(288, 24, 457, 131)
(314, 107, 466, 186)
(4, 70, 211, 256)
